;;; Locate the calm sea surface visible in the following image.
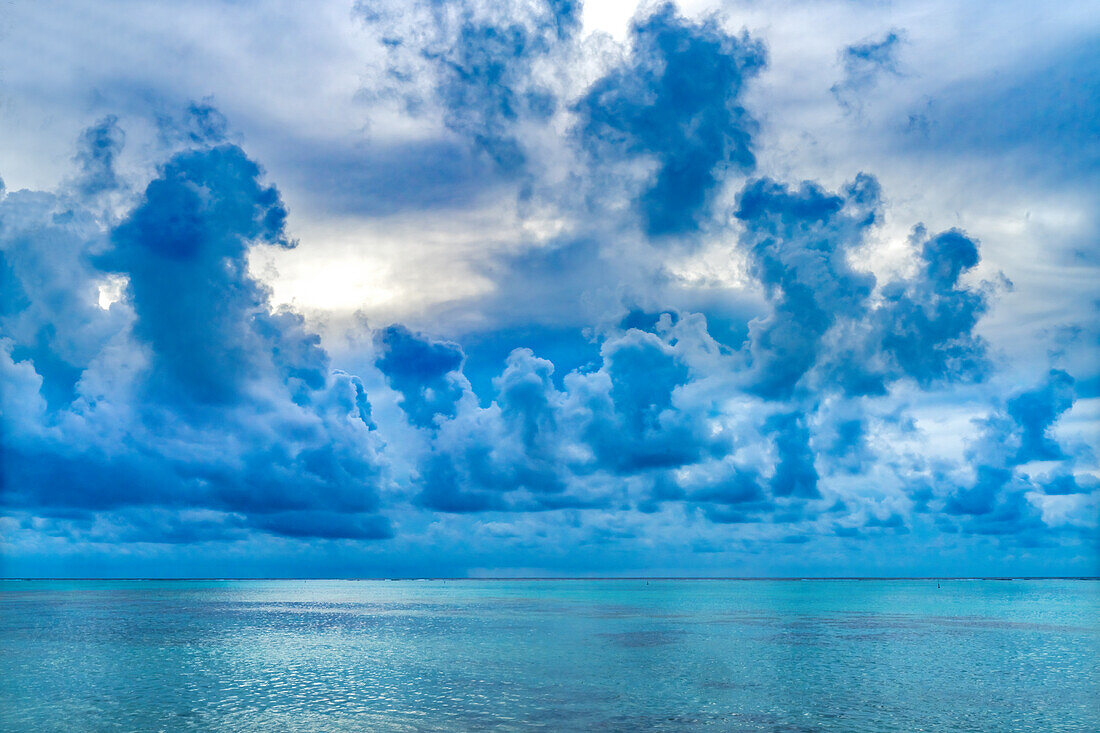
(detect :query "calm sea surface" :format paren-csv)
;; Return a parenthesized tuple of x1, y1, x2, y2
(1, 579, 1097, 731)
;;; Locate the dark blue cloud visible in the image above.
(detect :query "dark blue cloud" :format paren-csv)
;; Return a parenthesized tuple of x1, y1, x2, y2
(1042, 474, 1093, 496)
(954, 488, 1049, 541)
(766, 412, 820, 499)
(735, 176, 990, 398)
(392, 326, 721, 513)
(584, 329, 712, 473)
(251, 511, 394, 540)
(606, 330, 687, 441)
(73, 115, 125, 198)
(828, 418, 870, 474)
(876, 227, 989, 388)
(692, 469, 764, 505)
(8, 326, 84, 412)
(619, 308, 667, 333)
(976, 369, 1078, 473)
(359, 0, 578, 174)
(685, 469, 769, 524)
(417, 453, 503, 513)
(865, 512, 907, 530)
(945, 465, 1013, 517)
(1006, 369, 1075, 464)
(734, 175, 878, 398)
(922, 227, 980, 287)
(1, 123, 392, 541)
(414, 348, 579, 513)
(409, 354, 561, 512)
(575, 2, 765, 236)
(831, 31, 903, 111)
(376, 325, 465, 428)
(941, 370, 1083, 542)
(495, 348, 562, 454)
(100, 144, 292, 405)
(434, 21, 554, 170)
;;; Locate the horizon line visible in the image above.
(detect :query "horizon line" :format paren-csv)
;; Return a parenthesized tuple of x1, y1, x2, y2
(3, 576, 1098, 582)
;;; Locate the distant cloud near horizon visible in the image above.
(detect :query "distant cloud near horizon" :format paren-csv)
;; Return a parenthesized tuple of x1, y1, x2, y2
(0, 0, 1096, 578)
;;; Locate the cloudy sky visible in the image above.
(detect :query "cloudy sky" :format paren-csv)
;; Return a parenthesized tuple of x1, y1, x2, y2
(1, 0, 1096, 577)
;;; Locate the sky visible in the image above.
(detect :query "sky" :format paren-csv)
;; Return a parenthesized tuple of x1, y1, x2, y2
(0, 0, 1097, 578)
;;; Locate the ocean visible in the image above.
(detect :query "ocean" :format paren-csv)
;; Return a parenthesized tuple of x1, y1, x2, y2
(1, 579, 1096, 731)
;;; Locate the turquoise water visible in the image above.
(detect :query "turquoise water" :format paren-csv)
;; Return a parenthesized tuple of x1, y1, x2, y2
(1, 580, 1097, 731)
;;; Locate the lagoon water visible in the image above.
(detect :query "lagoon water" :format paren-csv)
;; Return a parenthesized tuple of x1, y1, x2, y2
(1, 579, 1097, 731)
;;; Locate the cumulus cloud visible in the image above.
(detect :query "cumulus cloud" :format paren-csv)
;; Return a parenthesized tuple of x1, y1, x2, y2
(899, 368, 1099, 546)
(1, 0, 1096, 576)
(734, 174, 880, 398)
(734, 175, 989, 399)
(574, 2, 766, 236)
(1, 118, 391, 543)
(376, 324, 467, 428)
